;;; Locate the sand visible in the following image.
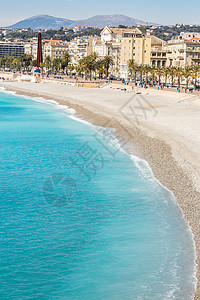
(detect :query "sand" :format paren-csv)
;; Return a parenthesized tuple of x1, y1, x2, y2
(1, 81, 200, 299)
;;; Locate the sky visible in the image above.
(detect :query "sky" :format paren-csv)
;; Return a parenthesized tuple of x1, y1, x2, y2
(0, 0, 199, 27)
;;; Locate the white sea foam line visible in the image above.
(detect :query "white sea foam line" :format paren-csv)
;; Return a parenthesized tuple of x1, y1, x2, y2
(86, 108, 198, 296)
(0, 87, 16, 95)
(1, 86, 197, 295)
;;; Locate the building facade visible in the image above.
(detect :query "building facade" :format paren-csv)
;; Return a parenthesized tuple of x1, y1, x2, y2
(25, 39, 69, 60)
(0, 42, 24, 58)
(120, 33, 165, 79)
(166, 37, 200, 66)
(69, 37, 88, 65)
(43, 40, 69, 60)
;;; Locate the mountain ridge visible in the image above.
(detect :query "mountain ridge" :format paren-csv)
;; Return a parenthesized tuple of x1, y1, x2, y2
(6, 14, 157, 30)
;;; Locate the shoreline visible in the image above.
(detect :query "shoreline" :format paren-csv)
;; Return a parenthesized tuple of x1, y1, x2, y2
(1, 82, 200, 299)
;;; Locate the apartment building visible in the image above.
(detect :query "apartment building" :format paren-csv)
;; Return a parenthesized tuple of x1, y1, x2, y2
(0, 41, 24, 58)
(69, 37, 88, 65)
(24, 38, 38, 59)
(166, 37, 200, 66)
(150, 36, 168, 67)
(25, 39, 69, 60)
(120, 32, 165, 79)
(177, 32, 200, 40)
(43, 40, 69, 60)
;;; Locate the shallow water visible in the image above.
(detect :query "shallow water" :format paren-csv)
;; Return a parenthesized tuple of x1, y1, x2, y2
(0, 90, 196, 299)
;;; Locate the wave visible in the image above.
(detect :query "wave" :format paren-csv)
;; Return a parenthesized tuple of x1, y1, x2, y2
(0, 86, 197, 298)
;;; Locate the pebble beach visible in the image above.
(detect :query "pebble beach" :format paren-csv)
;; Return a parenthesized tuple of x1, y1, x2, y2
(1, 81, 200, 298)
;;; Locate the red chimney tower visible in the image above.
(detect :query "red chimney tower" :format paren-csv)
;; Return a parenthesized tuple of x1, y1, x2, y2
(36, 33, 43, 69)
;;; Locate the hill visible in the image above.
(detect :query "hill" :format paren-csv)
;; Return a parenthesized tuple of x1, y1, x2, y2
(7, 14, 157, 30)
(8, 15, 73, 30)
(70, 14, 156, 28)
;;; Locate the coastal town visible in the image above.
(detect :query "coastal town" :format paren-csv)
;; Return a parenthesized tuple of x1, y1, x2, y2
(1, 9, 200, 300)
(1, 24, 200, 89)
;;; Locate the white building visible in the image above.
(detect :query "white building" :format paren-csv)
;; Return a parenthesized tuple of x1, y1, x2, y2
(69, 37, 88, 65)
(166, 37, 200, 66)
(178, 32, 200, 40)
(25, 39, 69, 60)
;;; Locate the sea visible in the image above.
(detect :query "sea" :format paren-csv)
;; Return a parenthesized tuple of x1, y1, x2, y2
(0, 88, 197, 299)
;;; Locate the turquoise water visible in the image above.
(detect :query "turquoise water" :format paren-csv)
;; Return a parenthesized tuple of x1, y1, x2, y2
(0, 88, 196, 299)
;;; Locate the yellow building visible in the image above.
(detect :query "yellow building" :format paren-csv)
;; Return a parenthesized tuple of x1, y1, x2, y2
(120, 33, 165, 79)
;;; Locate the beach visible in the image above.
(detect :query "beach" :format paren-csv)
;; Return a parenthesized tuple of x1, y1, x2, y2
(1, 81, 200, 298)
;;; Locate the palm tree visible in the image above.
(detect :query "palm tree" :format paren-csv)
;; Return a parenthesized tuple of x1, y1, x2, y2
(103, 55, 114, 78)
(182, 66, 192, 89)
(79, 57, 88, 79)
(163, 67, 171, 86)
(79, 53, 98, 81)
(62, 52, 70, 75)
(137, 64, 145, 83)
(128, 59, 138, 83)
(95, 59, 105, 79)
(175, 66, 183, 89)
(168, 66, 177, 87)
(68, 63, 74, 75)
(155, 66, 164, 86)
(149, 66, 157, 84)
(192, 65, 200, 90)
(52, 58, 62, 73)
(44, 55, 52, 71)
(143, 65, 151, 82)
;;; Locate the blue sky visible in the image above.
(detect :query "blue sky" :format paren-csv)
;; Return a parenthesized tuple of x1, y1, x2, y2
(0, 0, 199, 27)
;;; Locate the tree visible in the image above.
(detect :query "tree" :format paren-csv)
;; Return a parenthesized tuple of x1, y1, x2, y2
(149, 66, 157, 83)
(103, 55, 114, 78)
(175, 66, 183, 89)
(168, 66, 177, 87)
(44, 55, 52, 70)
(143, 64, 151, 82)
(79, 53, 98, 80)
(95, 59, 105, 79)
(137, 64, 145, 83)
(128, 59, 138, 82)
(163, 67, 171, 85)
(155, 66, 164, 86)
(192, 65, 200, 90)
(62, 52, 71, 75)
(182, 66, 192, 89)
(52, 58, 62, 73)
